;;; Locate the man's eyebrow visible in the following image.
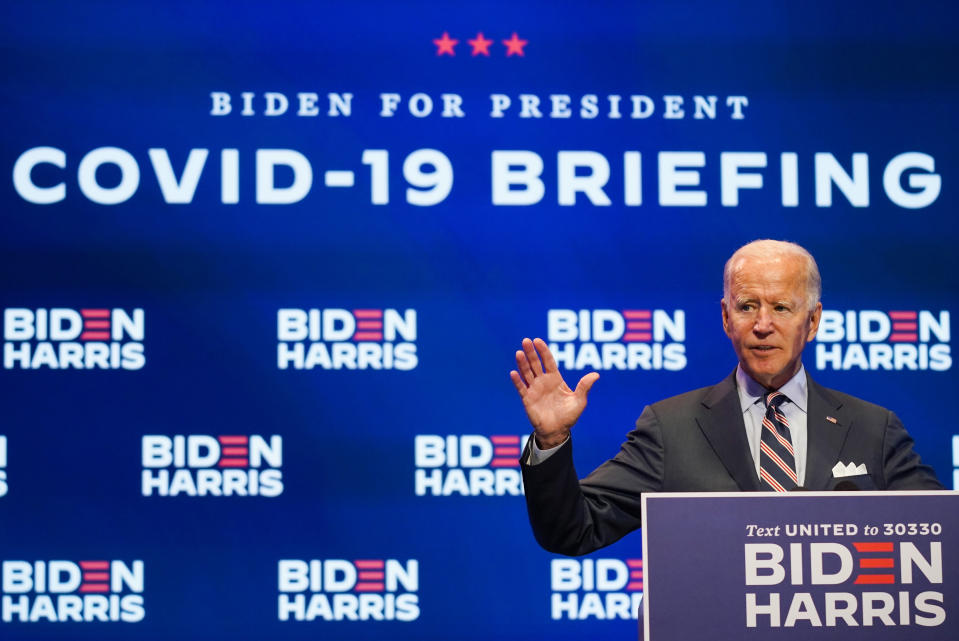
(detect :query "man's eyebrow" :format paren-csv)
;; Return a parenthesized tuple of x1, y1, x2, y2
(734, 296, 799, 307)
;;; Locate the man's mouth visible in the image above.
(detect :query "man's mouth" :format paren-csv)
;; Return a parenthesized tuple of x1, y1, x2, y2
(751, 345, 777, 352)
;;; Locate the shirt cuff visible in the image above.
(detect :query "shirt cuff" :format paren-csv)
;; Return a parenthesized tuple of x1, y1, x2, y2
(526, 432, 569, 465)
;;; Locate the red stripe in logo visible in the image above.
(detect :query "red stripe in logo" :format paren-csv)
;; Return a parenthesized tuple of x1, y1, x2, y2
(352, 332, 384, 341)
(221, 446, 248, 456)
(859, 558, 894, 569)
(353, 560, 385, 569)
(83, 572, 109, 581)
(891, 322, 917, 331)
(854, 574, 895, 584)
(889, 333, 918, 342)
(358, 571, 384, 580)
(853, 542, 893, 553)
(888, 311, 917, 320)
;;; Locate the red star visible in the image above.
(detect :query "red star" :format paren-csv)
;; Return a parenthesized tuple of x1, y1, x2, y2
(467, 32, 494, 57)
(433, 31, 458, 56)
(502, 32, 528, 57)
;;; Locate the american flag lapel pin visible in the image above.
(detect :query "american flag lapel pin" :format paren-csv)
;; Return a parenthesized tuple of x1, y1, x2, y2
(826, 416, 838, 424)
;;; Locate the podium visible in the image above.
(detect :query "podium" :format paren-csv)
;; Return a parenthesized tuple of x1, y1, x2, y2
(640, 491, 959, 640)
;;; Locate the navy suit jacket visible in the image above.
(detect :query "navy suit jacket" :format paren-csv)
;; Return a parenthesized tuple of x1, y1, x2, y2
(521, 371, 943, 556)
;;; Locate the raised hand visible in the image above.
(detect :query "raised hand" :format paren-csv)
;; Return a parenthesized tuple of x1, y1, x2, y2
(510, 337, 599, 448)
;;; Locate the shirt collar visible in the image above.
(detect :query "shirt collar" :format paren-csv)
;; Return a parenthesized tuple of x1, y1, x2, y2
(735, 364, 808, 414)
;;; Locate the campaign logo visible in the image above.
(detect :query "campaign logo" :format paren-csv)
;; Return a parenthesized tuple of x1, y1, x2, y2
(546, 309, 686, 371)
(278, 559, 419, 622)
(3, 308, 145, 370)
(414, 434, 527, 496)
(745, 538, 944, 627)
(0, 436, 7, 498)
(815, 310, 950, 371)
(551, 558, 643, 620)
(141, 435, 283, 497)
(1, 560, 145, 623)
(277, 308, 417, 370)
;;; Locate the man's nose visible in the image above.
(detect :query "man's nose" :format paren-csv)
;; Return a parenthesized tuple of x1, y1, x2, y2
(752, 307, 774, 334)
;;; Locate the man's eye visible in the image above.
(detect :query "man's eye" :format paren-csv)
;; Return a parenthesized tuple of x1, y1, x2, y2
(739, 304, 753, 311)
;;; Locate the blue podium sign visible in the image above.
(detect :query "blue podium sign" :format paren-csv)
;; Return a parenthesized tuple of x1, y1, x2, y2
(642, 492, 959, 641)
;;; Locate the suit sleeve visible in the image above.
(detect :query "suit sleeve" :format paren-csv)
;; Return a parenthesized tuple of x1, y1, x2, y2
(881, 411, 944, 490)
(520, 405, 665, 556)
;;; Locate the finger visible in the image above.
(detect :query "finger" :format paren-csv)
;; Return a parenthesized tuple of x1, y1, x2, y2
(515, 349, 535, 383)
(509, 370, 527, 397)
(522, 337, 544, 375)
(574, 372, 600, 398)
(533, 337, 558, 372)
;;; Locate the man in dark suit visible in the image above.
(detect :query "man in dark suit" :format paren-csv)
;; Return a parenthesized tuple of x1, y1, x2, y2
(510, 240, 943, 556)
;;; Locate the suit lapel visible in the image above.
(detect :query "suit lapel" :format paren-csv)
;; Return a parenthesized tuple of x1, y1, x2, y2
(696, 372, 760, 491)
(803, 374, 852, 490)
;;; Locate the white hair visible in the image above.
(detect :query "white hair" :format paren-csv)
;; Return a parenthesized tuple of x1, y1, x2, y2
(723, 239, 821, 311)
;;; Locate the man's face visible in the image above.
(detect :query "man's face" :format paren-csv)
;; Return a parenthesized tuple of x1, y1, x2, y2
(721, 253, 822, 390)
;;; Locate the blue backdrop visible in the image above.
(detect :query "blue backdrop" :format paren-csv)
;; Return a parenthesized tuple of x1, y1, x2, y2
(1, 1, 957, 639)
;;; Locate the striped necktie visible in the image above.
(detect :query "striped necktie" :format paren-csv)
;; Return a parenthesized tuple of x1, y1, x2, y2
(759, 391, 798, 492)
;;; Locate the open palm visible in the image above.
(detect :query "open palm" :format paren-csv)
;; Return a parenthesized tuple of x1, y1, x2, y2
(510, 337, 599, 448)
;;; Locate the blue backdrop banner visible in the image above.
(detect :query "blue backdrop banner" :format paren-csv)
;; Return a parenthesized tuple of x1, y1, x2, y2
(1, 1, 957, 639)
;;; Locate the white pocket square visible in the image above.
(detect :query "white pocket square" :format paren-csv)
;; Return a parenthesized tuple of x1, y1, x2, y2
(832, 461, 867, 478)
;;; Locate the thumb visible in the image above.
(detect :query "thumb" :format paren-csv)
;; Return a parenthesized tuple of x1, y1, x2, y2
(574, 371, 600, 398)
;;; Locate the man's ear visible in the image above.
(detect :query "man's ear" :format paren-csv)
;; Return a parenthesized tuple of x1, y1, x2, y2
(806, 301, 823, 342)
(721, 299, 731, 336)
